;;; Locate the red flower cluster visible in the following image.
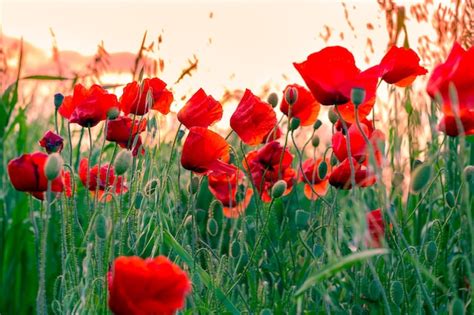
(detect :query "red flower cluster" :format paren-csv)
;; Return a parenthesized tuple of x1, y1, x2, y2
(108, 256, 191, 315)
(7, 152, 70, 200)
(243, 141, 296, 202)
(79, 158, 128, 201)
(427, 42, 474, 137)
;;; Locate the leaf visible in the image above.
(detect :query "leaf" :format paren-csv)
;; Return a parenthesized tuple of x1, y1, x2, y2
(21, 75, 73, 81)
(163, 230, 240, 314)
(295, 249, 389, 296)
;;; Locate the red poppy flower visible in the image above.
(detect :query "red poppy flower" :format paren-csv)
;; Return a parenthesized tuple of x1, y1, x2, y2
(208, 169, 253, 218)
(108, 255, 191, 315)
(120, 78, 173, 116)
(328, 158, 376, 189)
(379, 46, 427, 87)
(7, 152, 65, 200)
(427, 42, 474, 115)
(58, 84, 119, 127)
(79, 158, 127, 201)
(107, 116, 147, 156)
(230, 89, 277, 145)
(280, 84, 320, 126)
(294, 46, 380, 106)
(332, 120, 385, 166)
(177, 88, 223, 129)
(243, 141, 296, 202)
(39, 130, 64, 154)
(366, 208, 384, 247)
(300, 158, 331, 200)
(438, 112, 474, 137)
(181, 127, 236, 175)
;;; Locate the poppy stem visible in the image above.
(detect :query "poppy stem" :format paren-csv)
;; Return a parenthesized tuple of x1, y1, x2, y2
(278, 107, 292, 180)
(224, 130, 233, 141)
(37, 181, 51, 315)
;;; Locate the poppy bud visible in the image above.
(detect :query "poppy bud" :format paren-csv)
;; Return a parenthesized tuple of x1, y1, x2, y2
(207, 218, 219, 236)
(267, 92, 279, 108)
(44, 153, 63, 180)
(446, 191, 455, 208)
(289, 117, 300, 131)
(107, 107, 120, 120)
(412, 159, 423, 169)
(95, 214, 109, 239)
(114, 150, 132, 175)
(177, 129, 186, 143)
(54, 93, 64, 109)
(410, 163, 432, 194)
(295, 209, 310, 228)
(134, 192, 144, 209)
(450, 298, 465, 315)
(285, 86, 298, 106)
(328, 108, 338, 124)
(464, 165, 474, 184)
(230, 240, 241, 258)
(311, 135, 320, 147)
(390, 281, 404, 304)
(271, 180, 287, 199)
(144, 179, 160, 197)
(313, 119, 322, 130)
(330, 154, 338, 166)
(351, 87, 366, 107)
(318, 161, 328, 179)
(260, 309, 272, 315)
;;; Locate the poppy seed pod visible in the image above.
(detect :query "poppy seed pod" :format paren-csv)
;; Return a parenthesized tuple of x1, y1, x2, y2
(271, 180, 287, 199)
(267, 92, 279, 108)
(54, 93, 64, 109)
(390, 281, 404, 305)
(351, 87, 366, 107)
(464, 165, 474, 184)
(318, 160, 328, 179)
(311, 135, 320, 147)
(285, 86, 298, 106)
(328, 109, 338, 124)
(107, 107, 120, 120)
(114, 150, 133, 175)
(44, 153, 63, 180)
(313, 119, 322, 130)
(289, 117, 301, 131)
(410, 163, 433, 194)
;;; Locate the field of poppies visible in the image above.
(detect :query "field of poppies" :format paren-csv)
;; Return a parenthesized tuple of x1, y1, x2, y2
(1, 12, 474, 315)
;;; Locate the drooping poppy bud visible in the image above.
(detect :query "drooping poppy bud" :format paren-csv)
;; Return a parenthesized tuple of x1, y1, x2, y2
(44, 153, 63, 180)
(39, 130, 64, 154)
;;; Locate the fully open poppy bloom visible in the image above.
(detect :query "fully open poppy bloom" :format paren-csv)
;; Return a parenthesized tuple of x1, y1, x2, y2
(58, 84, 119, 127)
(208, 169, 253, 218)
(243, 141, 296, 202)
(7, 152, 66, 200)
(107, 116, 147, 156)
(79, 158, 127, 200)
(300, 158, 331, 200)
(108, 256, 191, 315)
(280, 84, 320, 126)
(177, 88, 223, 129)
(366, 208, 385, 248)
(379, 46, 427, 87)
(181, 127, 236, 175)
(39, 130, 64, 154)
(427, 42, 474, 115)
(120, 78, 174, 116)
(328, 158, 376, 189)
(332, 120, 385, 167)
(230, 89, 277, 145)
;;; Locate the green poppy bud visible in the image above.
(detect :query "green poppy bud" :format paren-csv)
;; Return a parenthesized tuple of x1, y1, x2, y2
(390, 281, 404, 304)
(425, 241, 437, 263)
(311, 135, 320, 147)
(328, 108, 338, 124)
(107, 107, 120, 120)
(271, 180, 287, 199)
(95, 214, 108, 239)
(289, 117, 300, 131)
(450, 298, 465, 315)
(410, 163, 433, 194)
(351, 87, 366, 107)
(313, 119, 322, 130)
(44, 153, 63, 180)
(177, 129, 186, 142)
(463, 165, 474, 184)
(446, 191, 455, 208)
(54, 93, 64, 109)
(114, 150, 132, 175)
(267, 92, 279, 108)
(230, 240, 241, 258)
(207, 218, 219, 236)
(144, 179, 160, 197)
(188, 176, 200, 194)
